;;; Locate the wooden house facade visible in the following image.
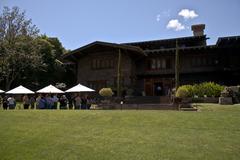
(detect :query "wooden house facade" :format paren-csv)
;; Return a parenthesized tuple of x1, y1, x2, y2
(63, 24, 240, 96)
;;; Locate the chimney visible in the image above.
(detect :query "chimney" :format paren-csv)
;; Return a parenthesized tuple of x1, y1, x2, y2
(191, 24, 205, 36)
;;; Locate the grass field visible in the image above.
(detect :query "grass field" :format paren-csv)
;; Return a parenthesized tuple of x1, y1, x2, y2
(0, 104, 240, 160)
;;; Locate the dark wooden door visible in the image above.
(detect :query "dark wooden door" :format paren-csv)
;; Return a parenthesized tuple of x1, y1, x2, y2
(144, 79, 153, 96)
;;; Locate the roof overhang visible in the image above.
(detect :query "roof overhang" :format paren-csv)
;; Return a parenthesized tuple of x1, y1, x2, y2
(62, 41, 146, 61)
(216, 36, 240, 47)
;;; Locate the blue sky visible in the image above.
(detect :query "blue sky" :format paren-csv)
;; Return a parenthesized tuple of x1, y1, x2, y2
(1, 0, 240, 50)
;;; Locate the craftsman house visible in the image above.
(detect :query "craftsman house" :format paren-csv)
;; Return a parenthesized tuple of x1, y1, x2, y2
(63, 24, 240, 96)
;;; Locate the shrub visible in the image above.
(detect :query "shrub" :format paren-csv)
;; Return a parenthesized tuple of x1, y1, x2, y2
(202, 82, 224, 97)
(176, 85, 192, 98)
(176, 82, 224, 98)
(193, 83, 204, 97)
(99, 88, 114, 97)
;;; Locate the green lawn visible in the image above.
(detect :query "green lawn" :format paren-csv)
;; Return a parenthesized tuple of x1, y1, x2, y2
(0, 104, 240, 160)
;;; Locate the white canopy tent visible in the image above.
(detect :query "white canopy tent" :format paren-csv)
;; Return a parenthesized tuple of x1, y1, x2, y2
(65, 83, 95, 93)
(36, 85, 64, 94)
(0, 89, 5, 93)
(6, 85, 34, 94)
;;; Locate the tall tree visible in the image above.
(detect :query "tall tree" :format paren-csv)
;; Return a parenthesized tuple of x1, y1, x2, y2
(0, 6, 42, 90)
(32, 36, 65, 87)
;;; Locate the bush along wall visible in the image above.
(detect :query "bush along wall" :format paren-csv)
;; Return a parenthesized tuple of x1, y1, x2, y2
(176, 82, 224, 98)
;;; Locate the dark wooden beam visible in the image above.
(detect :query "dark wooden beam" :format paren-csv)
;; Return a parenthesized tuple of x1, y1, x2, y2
(117, 48, 122, 97)
(175, 39, 180, 91)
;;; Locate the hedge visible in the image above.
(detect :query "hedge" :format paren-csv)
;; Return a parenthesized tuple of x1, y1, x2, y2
(176, 82, 224, 98)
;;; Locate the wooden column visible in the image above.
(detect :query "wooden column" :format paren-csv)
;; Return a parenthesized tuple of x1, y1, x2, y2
(175, 40, 180, 91)
(117, 48, 122, 97)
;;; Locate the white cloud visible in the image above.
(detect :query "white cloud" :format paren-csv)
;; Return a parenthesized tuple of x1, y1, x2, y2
(178, 9, 198, 19)
(156, 14, 161, 22)
(156, 9, 171, 22)
(166, 19, 185, 31)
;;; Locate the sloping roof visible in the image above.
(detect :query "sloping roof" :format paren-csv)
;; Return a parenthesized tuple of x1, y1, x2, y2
(122, 35, 207, 51)
(145, 45, 216, 54)
(63, 41, 146, 60)
(216, 36, 240, 47)
(123, 35, 207, 46)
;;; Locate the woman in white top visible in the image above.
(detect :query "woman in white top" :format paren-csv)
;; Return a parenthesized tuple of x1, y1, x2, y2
(7, 96, 16, 109)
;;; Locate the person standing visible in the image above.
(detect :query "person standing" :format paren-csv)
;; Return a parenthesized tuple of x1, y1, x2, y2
(74, 94, 81, 109)
(46, 94, 53, 109)
(81, 95, 87, 109)
(52, 94, 59, 109)
(7, 96, 16, 110)
(3, 96, 8, 110)
(38, 95, 47, 109)
(23, 95, 30, 109)
(36, 94, 41, 109)
(59, 95, 68, 109)
(86, 96, 92, 109)
(0, 95, 2, 109)
(66, 93, 73, 110)
(30, 96, 35, 109)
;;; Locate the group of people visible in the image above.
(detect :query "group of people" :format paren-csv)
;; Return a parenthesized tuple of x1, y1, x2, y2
(0, 93, 93, 110)
(0, 96, 17, 110)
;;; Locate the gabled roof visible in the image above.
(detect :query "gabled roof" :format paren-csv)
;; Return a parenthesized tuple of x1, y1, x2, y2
(62, 41, 146, 60)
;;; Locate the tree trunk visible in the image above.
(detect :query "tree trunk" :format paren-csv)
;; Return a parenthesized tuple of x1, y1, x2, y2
(5, 72, 17, 90)
(5, 80, 12, 90)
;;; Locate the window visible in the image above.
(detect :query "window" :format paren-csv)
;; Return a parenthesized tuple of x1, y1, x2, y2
(110, 59, 114, 68)
(149, 58, 171, 70)
(166, 59, 171, 69)
(96, 59, 100, 68)
(151, 59, 156, 69)
(192, 56, 217, 67)
(91, 59, 114, 70)
(157, 59, 161, 69)
(87, 80, 107, 90)
(92, 59, 97, 69)
(161, 59, 166, 69)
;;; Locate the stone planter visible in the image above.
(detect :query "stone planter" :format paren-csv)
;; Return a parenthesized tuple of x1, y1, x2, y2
(219, 97, 233, 105)
(182, 97, 219, 103)
(101, 99, 111, 104)
(173, 97, 182, 104)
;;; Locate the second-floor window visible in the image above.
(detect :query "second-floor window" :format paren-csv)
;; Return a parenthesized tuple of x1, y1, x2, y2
(87, 80, 107, 91)
(148, 58, 171, 70)
(91, 59, 114, 70)
(191, 57, 218, 67)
